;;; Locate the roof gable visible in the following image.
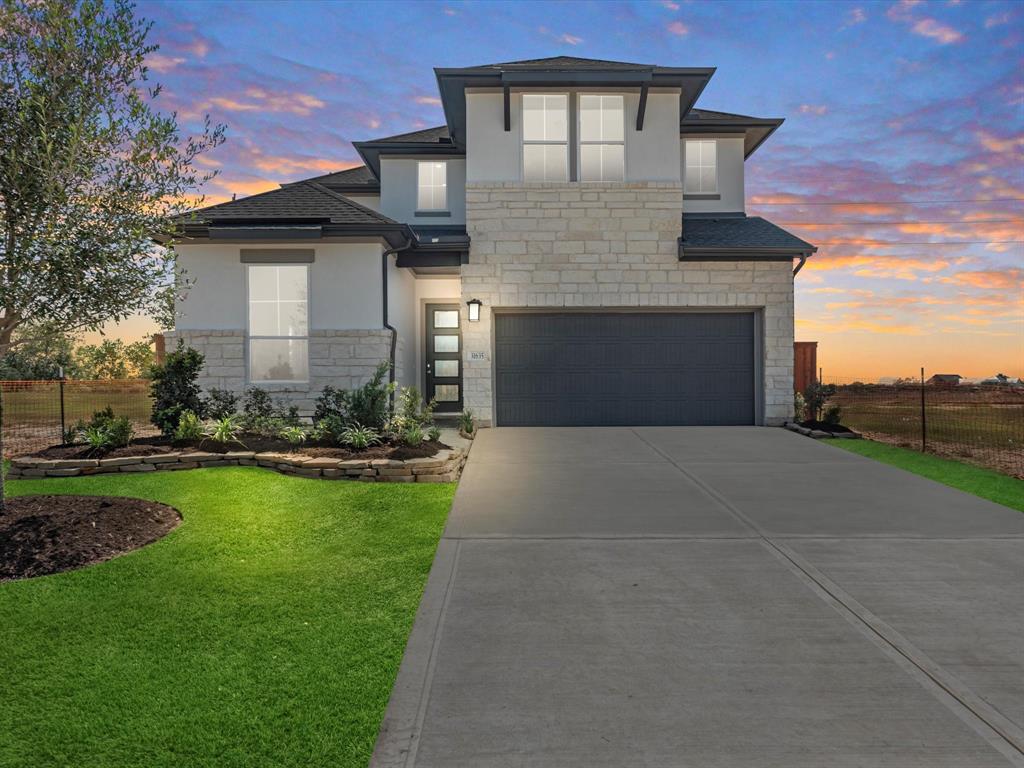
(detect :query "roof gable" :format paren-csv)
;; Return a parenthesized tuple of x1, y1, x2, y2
(183, 182, 397, 226)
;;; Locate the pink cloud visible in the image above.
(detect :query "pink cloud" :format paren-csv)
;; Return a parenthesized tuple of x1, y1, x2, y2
(661, 0, 680, 9)
(799, 104, 828, 116)
(667, 20, 689, 36)
(147, 53, 185, 73)
(911, 18, 964, 44)
(415, 95, 442, 106)
(985, 12, 1011, 28)
(559, 33, 583, 45)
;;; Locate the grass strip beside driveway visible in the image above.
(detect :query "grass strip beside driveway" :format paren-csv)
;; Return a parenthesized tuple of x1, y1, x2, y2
(824, 438, 1023, 512)
(0, 467, 453, 768)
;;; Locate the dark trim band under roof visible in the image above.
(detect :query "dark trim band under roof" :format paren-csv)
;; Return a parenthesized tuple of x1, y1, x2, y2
(434, 55, 715, 147)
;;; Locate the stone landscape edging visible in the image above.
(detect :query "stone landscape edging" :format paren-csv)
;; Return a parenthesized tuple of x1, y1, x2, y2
(8, 446, 467, 483)
(783, 422, 862, 440)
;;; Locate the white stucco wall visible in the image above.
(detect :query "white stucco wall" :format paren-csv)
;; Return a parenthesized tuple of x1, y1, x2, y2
(344, 194, 381, 212)
(680, 135, 745, 213)
(174, 242, 384, 331)
(387, 254, 417, 388)
(379, 157, 467, 226)
(466, 88, 681, 183)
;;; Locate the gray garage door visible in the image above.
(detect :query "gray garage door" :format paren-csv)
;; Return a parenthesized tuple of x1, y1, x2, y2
(494, 312, 756, 426)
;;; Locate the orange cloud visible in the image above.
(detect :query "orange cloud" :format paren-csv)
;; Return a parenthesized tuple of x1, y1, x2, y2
(941, 268, 1022, 290)
(976, 130, 1024, 154)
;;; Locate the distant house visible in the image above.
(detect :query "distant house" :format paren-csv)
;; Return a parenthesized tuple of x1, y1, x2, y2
(926, 374, 962, 386)
(980, 373, 1011, 386)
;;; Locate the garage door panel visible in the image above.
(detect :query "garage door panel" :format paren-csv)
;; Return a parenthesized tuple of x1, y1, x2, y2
(494, 312, 756, 427)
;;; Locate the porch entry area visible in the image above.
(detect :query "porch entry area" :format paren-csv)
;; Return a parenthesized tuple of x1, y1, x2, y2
(424, 303, 463, 413)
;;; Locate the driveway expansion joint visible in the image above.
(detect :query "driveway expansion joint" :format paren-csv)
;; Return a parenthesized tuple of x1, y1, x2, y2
(628, 427, 1024, 762)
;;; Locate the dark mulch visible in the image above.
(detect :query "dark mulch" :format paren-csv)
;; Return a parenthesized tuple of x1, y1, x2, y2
(0, 495, 181, 581)
(25, 435, 449, 462)
(799, 420, 855, 434)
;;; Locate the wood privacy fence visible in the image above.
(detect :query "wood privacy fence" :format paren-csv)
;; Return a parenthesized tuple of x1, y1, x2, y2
(825, 381, 1024, 479)
(1, 380, 155, 457)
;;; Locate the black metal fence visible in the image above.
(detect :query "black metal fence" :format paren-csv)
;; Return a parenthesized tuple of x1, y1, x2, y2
(823, 381, 1024, 479)
(1, 379, 155, 457)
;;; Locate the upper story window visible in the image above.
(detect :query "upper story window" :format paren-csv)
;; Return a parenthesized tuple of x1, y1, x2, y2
(417, 161, 447, 211)
(684, 139, 717, 194)
(248, 264, 309, 382)
(522, 93, 568, 182)
(579, 94, 624, 182)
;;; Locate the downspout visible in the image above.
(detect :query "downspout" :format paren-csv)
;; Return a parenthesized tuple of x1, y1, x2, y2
(793, 253, 808, 276)
(382, 235, 415, 402)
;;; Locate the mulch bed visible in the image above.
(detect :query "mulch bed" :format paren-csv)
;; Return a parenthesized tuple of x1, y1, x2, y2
(26, 435, 448, 462)
(0, 495, 181, 581)
(798, 420, 855, 434)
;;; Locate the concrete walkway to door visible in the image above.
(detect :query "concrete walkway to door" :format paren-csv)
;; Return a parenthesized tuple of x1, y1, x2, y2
(372, 427, 1024, 767)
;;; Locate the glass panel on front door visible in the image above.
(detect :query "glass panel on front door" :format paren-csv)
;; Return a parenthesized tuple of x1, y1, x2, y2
(425, 303, 463, 413)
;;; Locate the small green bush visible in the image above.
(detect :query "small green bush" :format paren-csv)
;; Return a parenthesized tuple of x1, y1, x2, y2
(280, 425, 307, 446)
(241, 386, 276, 422)
(205, 415, 242, 445)
(103, 416, 134, 448)
(403, 424, 424, 447)
(312, 413, 346, 444)
(803, 382, 836, 422)
(174, 410, 203, 441)
(823, 404, 843, 425)
(347, 362, 394, 432)
(150, 341, 205, 435)
(459, 409, 475, 434)
(793, 392, 807, 422)
(313, 385, 347, 424)
(341, 424, 381, 450)
(205, 388, 239, 420)
(427, 424, 441, 443)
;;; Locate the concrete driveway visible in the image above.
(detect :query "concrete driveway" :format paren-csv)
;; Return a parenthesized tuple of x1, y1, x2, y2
(372, 427, 1024, 767)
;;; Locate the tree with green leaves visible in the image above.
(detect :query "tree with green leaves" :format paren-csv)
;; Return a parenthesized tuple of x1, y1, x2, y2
(73, 338, 154, 379)
(0, 0, 225, 510)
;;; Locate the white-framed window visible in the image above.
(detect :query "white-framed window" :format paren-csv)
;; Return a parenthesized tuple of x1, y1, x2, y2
(417, 161, 447, 211)
(247, 264, 309, 382)
(684, 139, 718, 194)
(579, 94, 625, 182)
(522, 93, 568, 182)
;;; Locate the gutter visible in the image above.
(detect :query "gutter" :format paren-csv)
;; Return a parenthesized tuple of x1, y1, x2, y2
(382, 235, 415, 401)
(793, 254, 808, 276)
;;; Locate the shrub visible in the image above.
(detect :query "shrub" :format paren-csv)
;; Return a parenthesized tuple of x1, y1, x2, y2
(313, 385, 348, 424)
(823, 404, 843, 426)
(103, 416, 134, 448)
(459, 408, 475, 434)
(280, 425, 307, 446)
(205, 415, 242, 445)
(78, 409, 133, 453)
(347, 362, 394, 432)
(205, 388, 239, 420)
(150, 341, 205, 435)
(341, 424, 381, 450)
(311, 413, 346, 444)
(793, 392, 807, 423)
(242, 386, 276, 421)
(803, 382, 836, 422)
(427, 424, 441, 443)
(174, 410, 203, 441)
(82, 425, 113, 454)
(63, 419, 85, 445)
(403, 424, 424, 446)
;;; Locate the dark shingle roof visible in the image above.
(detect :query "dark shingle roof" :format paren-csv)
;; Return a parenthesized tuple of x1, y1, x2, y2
(681, 214, 815, 254)
(474, 55, 654, 70)
(294, 165, 379, 188)
(362, 125, 451, 144)
(186, 182, 396, 226)
(684, 108, 771, 123)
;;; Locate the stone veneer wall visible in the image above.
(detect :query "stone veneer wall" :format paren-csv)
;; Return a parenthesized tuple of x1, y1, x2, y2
(462, 181, 794, 425)
(164, 329, 393, 415)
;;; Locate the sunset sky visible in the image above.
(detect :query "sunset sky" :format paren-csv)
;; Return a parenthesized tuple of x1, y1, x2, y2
(112, 0, 1022, 382)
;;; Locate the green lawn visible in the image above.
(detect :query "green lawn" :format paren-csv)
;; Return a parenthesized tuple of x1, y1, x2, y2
(824, 438, 1024, 512)
(0, 468, 454, 768)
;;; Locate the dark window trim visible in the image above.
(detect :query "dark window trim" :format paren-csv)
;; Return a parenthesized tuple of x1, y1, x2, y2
(684, 193, 721, 201)
(414, 210, 452, 218)
(240, 248, 315, 263)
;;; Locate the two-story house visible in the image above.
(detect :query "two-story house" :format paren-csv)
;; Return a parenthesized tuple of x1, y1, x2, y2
(167, 56, 815, 426)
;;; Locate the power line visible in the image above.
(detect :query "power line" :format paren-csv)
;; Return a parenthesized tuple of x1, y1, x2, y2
(750, 198, 1024, 206)
(805, 240, 1023, 246)
(776, 219, 1022, 226)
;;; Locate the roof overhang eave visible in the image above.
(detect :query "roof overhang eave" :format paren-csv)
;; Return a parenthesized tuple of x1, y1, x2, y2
(677, 242, 817, 261)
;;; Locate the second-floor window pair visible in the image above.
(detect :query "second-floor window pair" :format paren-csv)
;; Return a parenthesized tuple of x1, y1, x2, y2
(522, 93, 625, 183)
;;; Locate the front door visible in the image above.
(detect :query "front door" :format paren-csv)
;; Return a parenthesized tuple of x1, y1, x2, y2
(425, 303, 463, 413)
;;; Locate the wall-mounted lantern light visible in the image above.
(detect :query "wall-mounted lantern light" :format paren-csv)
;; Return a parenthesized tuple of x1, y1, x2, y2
(467, 298, 482, 322)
